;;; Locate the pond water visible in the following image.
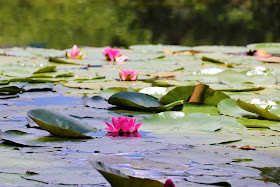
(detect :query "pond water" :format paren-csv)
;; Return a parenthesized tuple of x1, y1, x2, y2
(0, 0, 279, 49)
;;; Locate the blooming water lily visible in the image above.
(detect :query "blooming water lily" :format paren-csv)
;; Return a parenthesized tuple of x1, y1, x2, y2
(103, 47, 127, 62)
(119, 69, 138, 81)
(105, 117, 142, 134)
(66, 45, 87, 59)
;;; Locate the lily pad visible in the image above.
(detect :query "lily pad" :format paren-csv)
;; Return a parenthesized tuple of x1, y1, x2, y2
(90, 161, 164, 187)
(0, 130, 42, 147)
(108, 91, 183, 112)
(159, 84, 229, 106)
(217, 98, 258, 118)
(27, 109, 97, 138)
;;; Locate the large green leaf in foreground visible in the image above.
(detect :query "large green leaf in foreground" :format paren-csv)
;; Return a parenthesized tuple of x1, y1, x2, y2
(108, 91, 183, 112)
(27, 109, 97, 138)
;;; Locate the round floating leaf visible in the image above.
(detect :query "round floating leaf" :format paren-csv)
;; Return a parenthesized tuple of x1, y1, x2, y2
(27, 109, 97, 138)
(218, 98, 257, 118)
(0, 130, 41, 147)
(90, 161, 164, 187)
(108, 91, 183, 112)
(141, 111, 224, 132)
(159, 84, 229, 106)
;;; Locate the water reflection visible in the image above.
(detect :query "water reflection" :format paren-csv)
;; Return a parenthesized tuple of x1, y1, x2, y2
(0, 0, 279, 49)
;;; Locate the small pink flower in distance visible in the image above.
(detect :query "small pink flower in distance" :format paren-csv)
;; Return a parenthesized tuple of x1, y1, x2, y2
(164, 178, 175, 187)
(105, 117, 142, 133)
(119, 69, 138, 81)
(103, 47, 127, 62)
(66, 45, 87, 59)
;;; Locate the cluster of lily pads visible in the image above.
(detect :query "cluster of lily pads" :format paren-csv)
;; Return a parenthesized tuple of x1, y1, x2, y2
(0, 43, 280, 186)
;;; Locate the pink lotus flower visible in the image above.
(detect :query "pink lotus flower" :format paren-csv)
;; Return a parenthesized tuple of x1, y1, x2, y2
(66, 45, 87, 59)
(119, 69, 138, 81)
(164, 178, 175, 187)
(103, 47, 127, 62)
(105, 117, 142, 133)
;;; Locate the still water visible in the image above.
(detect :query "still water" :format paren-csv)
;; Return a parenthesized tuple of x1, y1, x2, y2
(0, 0, 279, 49)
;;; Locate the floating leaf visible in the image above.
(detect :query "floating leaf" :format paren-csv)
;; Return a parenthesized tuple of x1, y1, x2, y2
(27, 109, 97, 138)
(218, 98, 257, 118)
(90, 161, 164, 187)
(0, 130, 41, 147)
(159, 84, 229, 106)
(108, 91, 183, 112)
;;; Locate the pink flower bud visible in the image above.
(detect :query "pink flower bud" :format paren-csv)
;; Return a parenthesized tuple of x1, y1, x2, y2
(119, 69, 138, 81)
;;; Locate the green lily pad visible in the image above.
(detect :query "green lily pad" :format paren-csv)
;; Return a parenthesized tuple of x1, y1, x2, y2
(159, 84, 229, 106)
(142, 111, 223, 132)
(0, 130, 41, 147)
(108, 91, 183, 112)
(90, 161, 164, 187)
(27, 109, 97, 138)
(217, 98, 258, 118)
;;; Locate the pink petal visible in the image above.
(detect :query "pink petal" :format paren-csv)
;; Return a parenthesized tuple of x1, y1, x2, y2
(112, 117, 121, 132)
(116, 55, 127, 63)
(70, 45, 80, 58)
(121, 121, 130, 132)
(130, 71, 138, 81)
(105, 121, 116, 132)
(119, 70, 126, 81)
(164, 179, 175, 187)
(133, 122, 143, 132)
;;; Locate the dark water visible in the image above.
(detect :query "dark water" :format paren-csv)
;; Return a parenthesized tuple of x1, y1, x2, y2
(0, 0, 279, 49)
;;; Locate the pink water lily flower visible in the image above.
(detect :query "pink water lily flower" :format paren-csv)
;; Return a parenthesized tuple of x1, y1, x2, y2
(66, 45, 87, 59)
(105, 117, 142, 133)
(103, 47, 127, 62)
(119, 69, 138, 81)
